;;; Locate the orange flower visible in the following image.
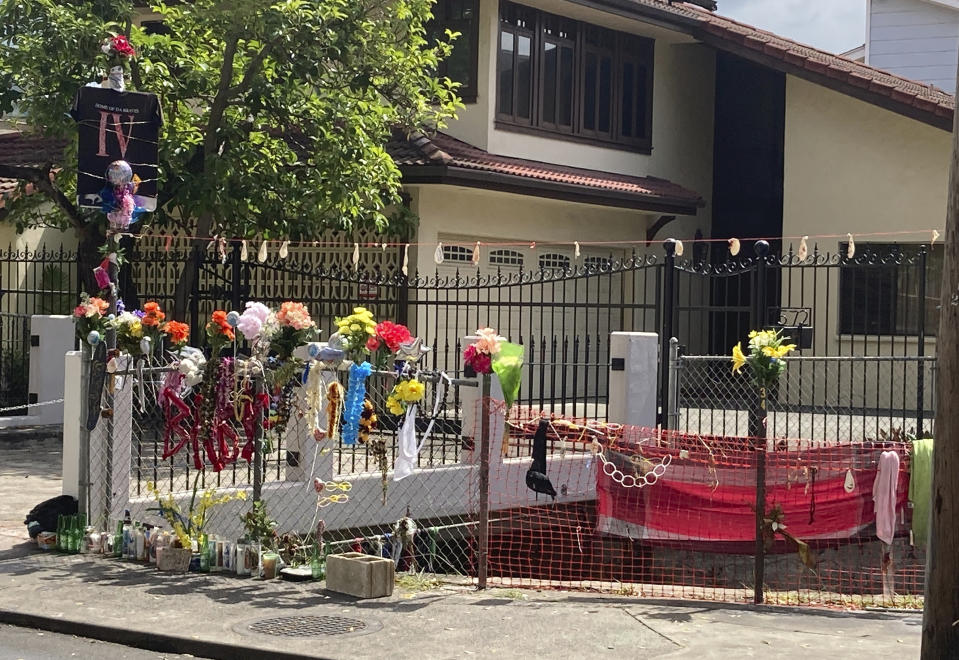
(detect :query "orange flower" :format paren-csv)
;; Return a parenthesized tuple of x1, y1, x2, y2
(141, 301, 166, 327)
(162, 320, 190, 345)
(209, 310, 235, 341)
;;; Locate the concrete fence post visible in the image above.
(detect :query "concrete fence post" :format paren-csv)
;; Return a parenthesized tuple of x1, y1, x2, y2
(61, 351, 85, 505)
(459, 334, 506, 464)
(607, 332, 658, 428)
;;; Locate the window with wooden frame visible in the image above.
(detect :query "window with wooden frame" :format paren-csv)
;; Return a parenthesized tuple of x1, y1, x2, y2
(498, 2, 536, 123)
(430, 0, 480, 103)
(496, 0, 655, 152)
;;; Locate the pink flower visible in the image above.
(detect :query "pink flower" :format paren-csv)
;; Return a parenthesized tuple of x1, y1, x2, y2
(237, 301, 271, 341)
(73, 305, 88, 318)
(474, 327, 501, 355)
(366, 336, 382, 351)
(277, 301, 314, 330)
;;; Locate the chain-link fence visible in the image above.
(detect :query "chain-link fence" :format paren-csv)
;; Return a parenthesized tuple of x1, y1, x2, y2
(671, 355, 936, 443)
(84, 356, 481, 577)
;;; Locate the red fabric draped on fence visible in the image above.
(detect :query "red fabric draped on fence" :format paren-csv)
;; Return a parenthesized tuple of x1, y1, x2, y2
(596, 438, 911, 554)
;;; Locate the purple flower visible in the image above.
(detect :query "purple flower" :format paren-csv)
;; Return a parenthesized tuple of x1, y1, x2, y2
(116, 298, 125, 314)
(133, 309, 146, 319)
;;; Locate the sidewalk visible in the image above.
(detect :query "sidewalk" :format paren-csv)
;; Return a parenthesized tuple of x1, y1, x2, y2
(0, 547, 920, 660)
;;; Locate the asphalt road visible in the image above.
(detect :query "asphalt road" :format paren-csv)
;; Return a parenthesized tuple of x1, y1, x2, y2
(0, 624, 203, 660)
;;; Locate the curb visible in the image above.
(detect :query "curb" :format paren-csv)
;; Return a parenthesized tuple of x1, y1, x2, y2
(0, 425, 62, 443)
(0, 609, 334, 660)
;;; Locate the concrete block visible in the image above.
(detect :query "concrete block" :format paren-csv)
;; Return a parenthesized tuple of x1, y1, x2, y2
(608, 332, 657, 428)
(325, 552, 395, 598)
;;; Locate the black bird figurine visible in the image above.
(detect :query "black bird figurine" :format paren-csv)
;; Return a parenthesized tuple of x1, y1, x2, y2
(526, 419, 557, 500)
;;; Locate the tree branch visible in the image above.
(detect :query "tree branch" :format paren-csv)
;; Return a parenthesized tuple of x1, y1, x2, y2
(0, 163, 85, 230)
(228, 37, 279, 99)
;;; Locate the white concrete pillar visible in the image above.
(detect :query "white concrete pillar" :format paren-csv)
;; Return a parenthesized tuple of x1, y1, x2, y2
(459, 334, 506, 464)
(61, 350, 84, 500)
(27, 315, 74, 424)
(607, 332, 658, 428)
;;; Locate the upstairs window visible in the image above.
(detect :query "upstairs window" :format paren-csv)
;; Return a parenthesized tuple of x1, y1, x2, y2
(498, 2, 536, 123)
(430, 0, 480, 103)
(496, 1, 655, 151)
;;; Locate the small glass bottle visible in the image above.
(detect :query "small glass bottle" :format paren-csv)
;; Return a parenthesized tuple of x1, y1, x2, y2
(114, 520, 124, 558)
(199, 533, 210, 572)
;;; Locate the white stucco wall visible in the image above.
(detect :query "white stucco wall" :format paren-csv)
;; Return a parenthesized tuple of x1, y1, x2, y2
(782, 74, 950, 356)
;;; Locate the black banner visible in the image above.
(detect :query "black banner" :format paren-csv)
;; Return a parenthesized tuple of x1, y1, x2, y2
(70, 86, 162, 211)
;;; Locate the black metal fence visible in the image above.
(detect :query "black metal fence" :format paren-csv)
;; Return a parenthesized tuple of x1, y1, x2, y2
(0, 237, 938, 430)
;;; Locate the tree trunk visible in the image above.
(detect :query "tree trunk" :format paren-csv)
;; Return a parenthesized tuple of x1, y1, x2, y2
(921, 51, 959, 658)
(77, 223, 106, 295)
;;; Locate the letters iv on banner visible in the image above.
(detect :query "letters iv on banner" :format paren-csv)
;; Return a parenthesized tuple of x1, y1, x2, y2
(70, 87, 163, 211)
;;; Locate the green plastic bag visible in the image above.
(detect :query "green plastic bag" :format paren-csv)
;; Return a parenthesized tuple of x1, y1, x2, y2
(492, 342, 524, 411)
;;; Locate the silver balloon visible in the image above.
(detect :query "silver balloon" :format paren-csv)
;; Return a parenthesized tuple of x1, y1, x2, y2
(105, 160, 133, 187)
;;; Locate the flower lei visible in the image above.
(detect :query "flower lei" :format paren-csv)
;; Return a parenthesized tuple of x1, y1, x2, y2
(342, 361, 372, 446)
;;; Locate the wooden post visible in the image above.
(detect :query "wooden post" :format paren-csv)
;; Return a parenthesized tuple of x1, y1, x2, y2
(921, 48, 959, 657)
(754, 446, 766, 605)
(477, 374, 491, 590)
(252, 373, 264, 503)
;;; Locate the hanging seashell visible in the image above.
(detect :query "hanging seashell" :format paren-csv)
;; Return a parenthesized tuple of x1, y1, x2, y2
(279, 240, 289, 259)
(382, 242, 388, 251)
(434, 242, 444, 265)
(797, 235, 809, 262)
(402, 244, 410, 275)
(529, 241, 536, 250)
(352, 242, 360, 268)
(472, 241, 481, 266)
(164, 235, 173, 252)
(932, 229, 940, 245)
(674, 240, 684, 257)
(240, 239, 248, 261)
(847, 234, 856, 259)
(574, 241, 581, 259)
(257, 240, 268, 263)
(728, 238, 741, 256)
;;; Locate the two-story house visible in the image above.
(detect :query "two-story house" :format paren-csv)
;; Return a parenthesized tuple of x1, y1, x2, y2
(389, 0, 953, 356)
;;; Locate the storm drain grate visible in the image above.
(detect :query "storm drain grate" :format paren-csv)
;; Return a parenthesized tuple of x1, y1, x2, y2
(246, 615, 368, 637)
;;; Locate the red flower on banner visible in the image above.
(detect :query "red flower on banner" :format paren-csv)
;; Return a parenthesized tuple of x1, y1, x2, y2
(111, 35, 136, 58)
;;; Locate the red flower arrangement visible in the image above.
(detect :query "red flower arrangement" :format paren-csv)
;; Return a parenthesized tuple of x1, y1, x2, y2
(108, 35, 136, 58)
(368, 321, 412, 353)
(463, 344, 492, 374)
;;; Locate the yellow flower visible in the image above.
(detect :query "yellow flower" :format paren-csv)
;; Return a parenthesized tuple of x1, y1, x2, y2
(387, 395, 404, 415)
(130, 320, 143, 338)
(350, 323, 360, 332)
(404, 380, 425, 402)
(731, 342, 747, 373)
(748, 330, 758, 339)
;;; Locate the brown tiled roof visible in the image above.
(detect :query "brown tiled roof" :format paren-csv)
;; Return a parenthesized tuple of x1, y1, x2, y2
(0, 132, 69, 198)
(631, 1, 954, 127)
(389, 130, 705, 213)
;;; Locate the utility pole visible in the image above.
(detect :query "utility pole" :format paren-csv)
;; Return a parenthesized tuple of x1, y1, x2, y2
(921, 50, 959, 658)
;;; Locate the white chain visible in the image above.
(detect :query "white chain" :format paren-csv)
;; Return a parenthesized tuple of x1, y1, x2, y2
(592, 443, 672, 488)
(0, 398, 64, 415)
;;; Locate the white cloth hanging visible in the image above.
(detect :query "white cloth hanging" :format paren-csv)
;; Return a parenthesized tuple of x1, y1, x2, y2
(393, 374, 449, 482)
(393, 404, 419, 482)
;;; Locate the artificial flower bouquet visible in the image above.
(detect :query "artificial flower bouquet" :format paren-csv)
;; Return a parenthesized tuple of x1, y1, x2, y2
(462, 327, 525, 415)
(366, 320, 412, 369)
(386, 377, 426, 416)
(73, 293, 109, 345)
(731, 329, 796, 388)
(334, 307, 378, 364)
(463, 327, 501, 375)
(271, 301, 318, 360)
